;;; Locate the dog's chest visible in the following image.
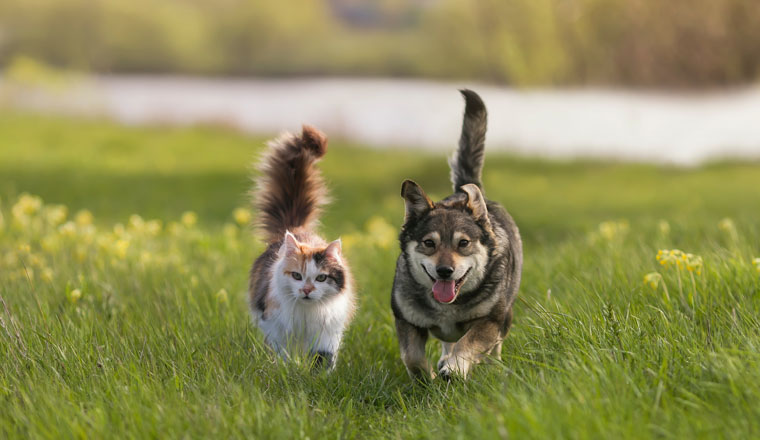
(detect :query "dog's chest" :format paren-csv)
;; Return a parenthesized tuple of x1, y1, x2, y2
(430, 321, 467, 342)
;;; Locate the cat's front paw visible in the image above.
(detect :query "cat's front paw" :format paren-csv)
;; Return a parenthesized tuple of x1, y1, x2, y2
(313, 351, 336, 371)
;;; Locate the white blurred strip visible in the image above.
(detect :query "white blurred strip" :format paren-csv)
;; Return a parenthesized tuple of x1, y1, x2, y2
(4, 75, 760, 166)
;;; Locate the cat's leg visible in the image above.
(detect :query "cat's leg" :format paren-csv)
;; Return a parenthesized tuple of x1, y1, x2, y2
(259, 316, 290, 360)
(313, 351, 335, 370)
(311, 330, 342, 371)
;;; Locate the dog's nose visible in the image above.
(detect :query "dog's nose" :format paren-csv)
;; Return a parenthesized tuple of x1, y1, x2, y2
(436, 265, 454, 279)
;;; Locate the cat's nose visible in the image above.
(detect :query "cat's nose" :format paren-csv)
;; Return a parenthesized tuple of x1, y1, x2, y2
(302, 284, 314, 295)
(436, 265, 454, 279)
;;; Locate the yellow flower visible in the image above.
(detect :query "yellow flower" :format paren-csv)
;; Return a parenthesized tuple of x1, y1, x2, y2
(167, 221, 182, 236)
(656, 249, 702, 274)
(41, 234, 60, 253)
(657, 220, 670, 236)
(3, 252, 19, 267)
(113, 223, 127, 238)
(233, 208, 252, 227)
(75, 209, 94, 226)
(28, 254, 44, 268)
(598, 220, 629, 241)
(114, 239, 130, 259)
(643, 272, 662, 290)
(718, 218, 736, 233)
(718, 217, 739, 241)
(684, 253, 703, 275)
(78, 224, 96, 242)
(340, 232, 362, 251)
(22, 267, 35, 280)
(216, 288, 229, 304)
(366, 215, 397, 249)
(145, 219, 162, 236)
(41, 267, 54, 282)
(96, 235, 111, 253)
(223, 223, 238, 239)
(75, 245, 88, 262)
(67, 288, 82, 304)
(181, 211, 198, 228)
(656, 249, 676, 267)
(12, 193, 43, 218)
(128, 214, 145, 231)
(753, 258, 760, 273)
(17, 243, 31, 254)
(599, 222, 615, 241)
(58, 221, 77, 238)
(44, 205, 68, 226)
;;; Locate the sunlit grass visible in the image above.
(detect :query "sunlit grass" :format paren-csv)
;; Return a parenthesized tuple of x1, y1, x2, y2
(1, 113, 759, 439)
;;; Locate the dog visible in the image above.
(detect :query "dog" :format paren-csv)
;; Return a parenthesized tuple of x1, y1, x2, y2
(391, 89, 523, 380)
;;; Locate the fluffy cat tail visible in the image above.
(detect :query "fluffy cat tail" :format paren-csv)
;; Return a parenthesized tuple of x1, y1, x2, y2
(449, 89, 487, 193)
(253, 125, 329, 242)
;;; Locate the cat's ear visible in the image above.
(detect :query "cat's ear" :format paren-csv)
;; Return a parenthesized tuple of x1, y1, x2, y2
(282, 231, 300, 255)
(325, 239, 342, 263)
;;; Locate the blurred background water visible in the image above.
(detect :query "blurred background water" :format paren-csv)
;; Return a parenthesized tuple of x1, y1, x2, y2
(1, 0, 759, 164)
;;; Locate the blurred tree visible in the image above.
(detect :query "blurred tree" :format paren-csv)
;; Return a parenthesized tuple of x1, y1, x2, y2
(0, 0, 758, 87)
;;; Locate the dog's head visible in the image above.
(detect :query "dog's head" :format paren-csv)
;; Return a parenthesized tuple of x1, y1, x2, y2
(399, 180, 493, 304)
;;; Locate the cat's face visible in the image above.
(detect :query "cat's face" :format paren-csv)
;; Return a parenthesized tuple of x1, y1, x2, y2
(277, 232, 346, 302)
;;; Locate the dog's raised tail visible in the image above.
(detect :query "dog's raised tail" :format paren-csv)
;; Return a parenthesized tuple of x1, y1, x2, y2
(449, 89, 487, 193)
(253, 125, 329, 243)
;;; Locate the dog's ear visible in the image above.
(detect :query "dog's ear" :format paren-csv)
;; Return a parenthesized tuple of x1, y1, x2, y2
(460, 184, 490, 224)
(401, 180, 433, 222)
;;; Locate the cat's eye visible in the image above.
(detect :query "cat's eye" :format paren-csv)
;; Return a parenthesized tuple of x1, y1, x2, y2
(291, 272, 302, 281)
(458, 239, 470, 247)
(423, 239, 435, 248)
(315, 274, 327, 282)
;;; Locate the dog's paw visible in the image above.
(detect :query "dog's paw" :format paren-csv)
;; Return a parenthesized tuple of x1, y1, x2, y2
(437, 356, 449, 373)
(437, 356, 470, 381)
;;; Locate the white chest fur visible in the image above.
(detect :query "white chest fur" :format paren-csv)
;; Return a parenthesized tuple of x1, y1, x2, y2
(257, 278, 352, 356)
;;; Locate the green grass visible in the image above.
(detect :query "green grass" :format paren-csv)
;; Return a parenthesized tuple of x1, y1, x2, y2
(1, 112, 759, 439)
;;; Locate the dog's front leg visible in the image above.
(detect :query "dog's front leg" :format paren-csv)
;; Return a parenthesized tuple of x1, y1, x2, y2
(438, 318, 502, 380)
(395, 317, 433, 380)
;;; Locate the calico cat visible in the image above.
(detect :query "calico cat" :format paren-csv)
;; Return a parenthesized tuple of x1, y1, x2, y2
(249, 125, 355, 370)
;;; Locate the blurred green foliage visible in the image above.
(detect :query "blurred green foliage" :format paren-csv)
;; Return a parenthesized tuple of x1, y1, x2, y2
(1, 55, 83, 90)
(1, 0, 759, 87)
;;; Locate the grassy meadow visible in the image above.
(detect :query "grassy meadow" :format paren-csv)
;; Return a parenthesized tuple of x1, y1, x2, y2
(1, 112, 759, 438)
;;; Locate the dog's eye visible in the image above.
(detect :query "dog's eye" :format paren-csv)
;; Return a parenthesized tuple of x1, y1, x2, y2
(315, 274, 327, 282)
(291, 272, 302, 281)
(423, 239, 436, 248)
(458, 239, 470, 247)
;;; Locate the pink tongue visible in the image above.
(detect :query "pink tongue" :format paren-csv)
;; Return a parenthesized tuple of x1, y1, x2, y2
(433, 280, 456, 303)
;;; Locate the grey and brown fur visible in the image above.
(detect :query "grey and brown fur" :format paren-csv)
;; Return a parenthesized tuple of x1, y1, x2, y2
(391, 90, 523, 380)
